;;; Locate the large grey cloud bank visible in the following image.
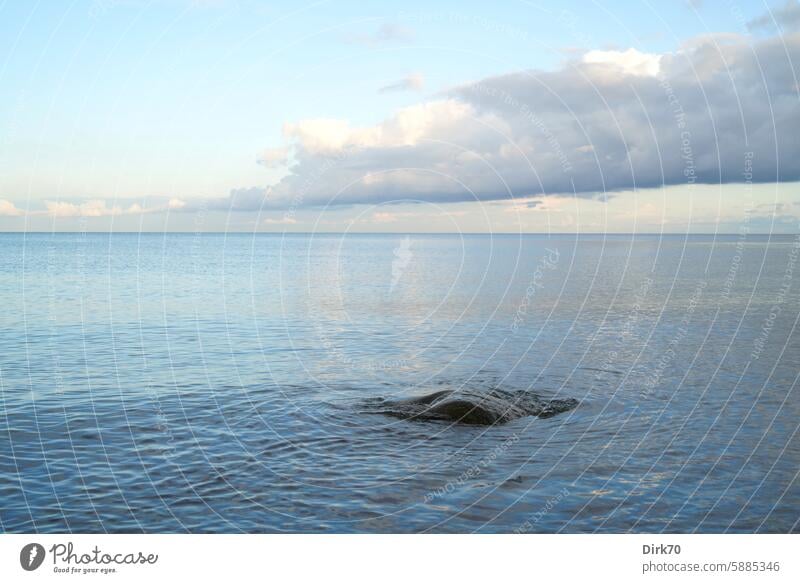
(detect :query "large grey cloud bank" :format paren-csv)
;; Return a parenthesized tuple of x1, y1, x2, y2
(227, 30, 799, 210)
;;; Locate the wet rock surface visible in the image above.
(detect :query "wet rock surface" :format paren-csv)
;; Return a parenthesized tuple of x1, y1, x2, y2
(364, 389, 578, 426)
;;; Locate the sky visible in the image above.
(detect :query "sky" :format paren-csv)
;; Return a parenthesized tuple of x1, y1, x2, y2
(0, 0, 798, 233)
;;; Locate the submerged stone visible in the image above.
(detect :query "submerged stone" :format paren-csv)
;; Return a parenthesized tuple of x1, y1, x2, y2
(366, 389, 578, 426)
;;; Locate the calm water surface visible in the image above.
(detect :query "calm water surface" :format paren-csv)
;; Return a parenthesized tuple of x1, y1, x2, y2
(1, 233, 798, 532)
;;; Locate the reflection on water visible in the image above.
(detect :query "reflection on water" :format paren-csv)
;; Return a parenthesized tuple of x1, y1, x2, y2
(0, 233, 798, 532)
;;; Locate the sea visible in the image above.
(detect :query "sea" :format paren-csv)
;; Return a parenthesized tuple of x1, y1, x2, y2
(0, 232, 798, 532)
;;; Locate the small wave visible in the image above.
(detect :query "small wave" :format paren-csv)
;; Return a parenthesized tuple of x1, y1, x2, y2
(580, 367, 624, 376)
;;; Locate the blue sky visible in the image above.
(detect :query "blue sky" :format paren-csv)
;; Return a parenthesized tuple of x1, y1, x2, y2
(0, 0, 798, 232)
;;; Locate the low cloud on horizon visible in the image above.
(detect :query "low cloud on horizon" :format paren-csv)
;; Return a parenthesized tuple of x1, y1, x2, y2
(3, 14, 799, 228)
(210, 27, 800, 213)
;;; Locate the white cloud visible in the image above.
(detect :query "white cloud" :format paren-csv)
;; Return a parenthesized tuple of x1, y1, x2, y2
(0, 199, 23, 216)
(581, 48, 662, 76)
(370, 211, 418, 223)
(43, 198, 186, 218)
(281, 99, 472, 155)
(379, 73, 425, 93)
(258, 147, 289, 168)
(283, 119, 358, 154)
(262, 216, 296, 224)
(45, 200, 115, 217)
(218, 30, 800, 210)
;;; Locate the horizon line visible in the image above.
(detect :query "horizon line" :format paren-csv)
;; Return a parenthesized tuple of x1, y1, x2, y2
(1, 231, 797, 236)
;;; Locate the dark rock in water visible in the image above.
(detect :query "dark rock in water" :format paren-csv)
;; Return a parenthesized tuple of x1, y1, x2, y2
(365, 389, 578, 426)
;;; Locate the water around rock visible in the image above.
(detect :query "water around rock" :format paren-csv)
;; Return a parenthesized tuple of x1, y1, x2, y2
(365, 389, 579, 425)
(5, 234, 798, 532)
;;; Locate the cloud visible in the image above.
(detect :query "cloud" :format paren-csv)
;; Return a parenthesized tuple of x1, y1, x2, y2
(41, 198, 187, 217)
(748, 0, 800, 31)
(45, 200, 117, 217)
(345, 22, 414, 46)
(370, 211, 416, 223)
(379, 73, 425, 93)
(258, 147, 289, 168)
(280, 99, 471, 155)
(262, 216, 297, 225)
(581, 48, 662, 76)
(0, 199, 23, 216)
(219, 30, 799, 210)
(751, 200, 800, 218)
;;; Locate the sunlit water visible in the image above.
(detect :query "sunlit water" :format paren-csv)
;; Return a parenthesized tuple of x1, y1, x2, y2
(1, 232, 798, 533)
